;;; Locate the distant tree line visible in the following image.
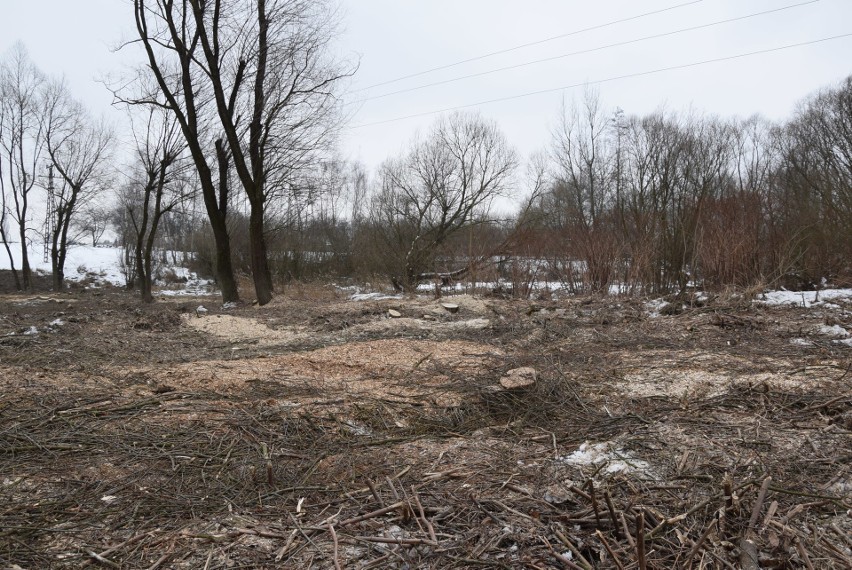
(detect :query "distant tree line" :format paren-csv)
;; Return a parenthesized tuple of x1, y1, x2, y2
(2, 2, 850, 301)
(0, 43, 113, 292)
(519, 84, 852, 295)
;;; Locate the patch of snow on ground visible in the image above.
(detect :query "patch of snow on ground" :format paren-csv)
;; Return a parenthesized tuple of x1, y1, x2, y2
(790, 338, 813, 347)
(157, 275, 215, 297)
(1, 242, 215, 295)
(759, 288, 852, 308)
(350, 291, 403, 301)
(559, 441, 654, 477)
(819, 325, 849, 338)
(645, 298, 669, 318)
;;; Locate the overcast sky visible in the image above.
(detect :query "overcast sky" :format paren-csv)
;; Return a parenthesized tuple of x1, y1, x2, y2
(1, 0, 851, 189)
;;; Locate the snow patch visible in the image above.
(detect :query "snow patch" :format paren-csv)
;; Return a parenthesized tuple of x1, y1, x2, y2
(818, 325, 849, 338)
(0, 243, 215, 295)
(350, 291, 403, 301)
(759, 288, 852, 308)
(645, 298, 669, 318)
(558, 441, 654, 477)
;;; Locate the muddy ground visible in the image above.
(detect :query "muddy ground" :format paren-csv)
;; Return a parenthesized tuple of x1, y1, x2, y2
(0, 281, 850, 569)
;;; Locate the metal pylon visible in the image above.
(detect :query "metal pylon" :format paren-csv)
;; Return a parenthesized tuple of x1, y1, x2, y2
(43, 165, 54, 264)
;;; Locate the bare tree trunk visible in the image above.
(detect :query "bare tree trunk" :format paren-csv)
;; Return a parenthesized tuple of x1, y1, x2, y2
(212, 216, 239, 303)
(18, 220, 30, 290)
(1, 239, 20, 290)
(51, 244, 65, 291)
(249, 203, 273, 305)
(212, 139, 239, 304)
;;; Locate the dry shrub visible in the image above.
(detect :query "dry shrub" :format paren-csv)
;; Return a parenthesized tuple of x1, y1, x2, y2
(697, 194, 763, 288)
(281, 279, 345, 302)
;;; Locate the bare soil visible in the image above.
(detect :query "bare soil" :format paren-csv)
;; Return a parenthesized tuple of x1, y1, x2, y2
(1, 282, 850, 569)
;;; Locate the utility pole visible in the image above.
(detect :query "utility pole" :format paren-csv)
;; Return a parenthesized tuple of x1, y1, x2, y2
(43, 164, 55, 263)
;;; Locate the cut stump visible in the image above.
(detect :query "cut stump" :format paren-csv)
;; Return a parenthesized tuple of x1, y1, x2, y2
(499, 367, 537, 390)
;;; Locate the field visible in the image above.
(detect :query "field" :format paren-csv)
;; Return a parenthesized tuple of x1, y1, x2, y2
(1, 280, 850, 569)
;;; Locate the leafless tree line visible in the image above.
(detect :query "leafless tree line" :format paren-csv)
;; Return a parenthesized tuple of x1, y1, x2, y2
(3, 10, 851, 301)
(273, 80, 852, 296)
(518, 83, 852, 295)
(0, 43, 113, 291)
(120, 0, 353, 304)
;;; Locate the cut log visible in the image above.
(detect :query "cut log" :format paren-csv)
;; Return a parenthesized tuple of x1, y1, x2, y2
(441, 303, 459, 314)
(500, 367, 537, 390)
(388, 309, 402, 318)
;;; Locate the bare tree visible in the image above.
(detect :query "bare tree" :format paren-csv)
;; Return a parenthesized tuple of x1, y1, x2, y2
(128, 0, 352, 305)
(42, 79, 113, 290)
(120, 6, 239, 303)
(781, 76, 852, 278)
(373, 112, 517, 290)
(0, 43, 46, 290)
(120, 107, 190, 302)
(76, 204, 111, 246)
(549, 90, 620, 292)
(0, 147, 21, 290)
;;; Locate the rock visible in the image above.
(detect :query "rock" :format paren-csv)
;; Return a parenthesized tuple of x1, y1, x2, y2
(388, 309, 402, 318)
(441, 303, 459, 313)
(499, 367, 537, 390)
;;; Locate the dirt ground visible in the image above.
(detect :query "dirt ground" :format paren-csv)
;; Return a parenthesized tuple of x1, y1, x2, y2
(1, 280, 850, 569)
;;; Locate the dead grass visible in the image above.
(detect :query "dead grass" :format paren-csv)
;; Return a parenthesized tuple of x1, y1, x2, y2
(1, 288, 850, 569)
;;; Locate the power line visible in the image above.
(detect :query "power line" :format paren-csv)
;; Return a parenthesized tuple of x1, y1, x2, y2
(360, 0, 820, 104)
(352, 32, 852, 129)
(356, 0, 705, 92)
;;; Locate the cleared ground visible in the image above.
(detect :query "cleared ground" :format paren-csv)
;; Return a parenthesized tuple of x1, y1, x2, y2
(1, 282, 850, 568)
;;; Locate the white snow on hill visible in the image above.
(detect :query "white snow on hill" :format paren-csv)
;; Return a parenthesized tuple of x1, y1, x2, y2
(0, 242, 213, 295)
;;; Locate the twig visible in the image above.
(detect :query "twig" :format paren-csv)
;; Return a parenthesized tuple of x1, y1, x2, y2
(366, 478, 383, 506)
(145, 552, 171, 570)
(761, 500, 779, 530)
(354, 536, 437, 546)
(748, 476, 772, 530)
(595, 529, 625, 570)
(587, 480, 602, 529)
(92, 532, 150, 559)
(636, 512, 647, 570)
(685, 517, 717, 563)
(328, 525, 342, 570)
(338, 501, 406, 527)
(86, 551, 120, 569)
(552, 526, 593, 570)
(413, 490, 437, 544)
(604, 490, 622, 539)
(203, 547, 214, 570)
(795, 537, 815, 570)
(542, 536, 584, 570)
(275, 530, 300, 562)
(620, 512, 635, 548)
